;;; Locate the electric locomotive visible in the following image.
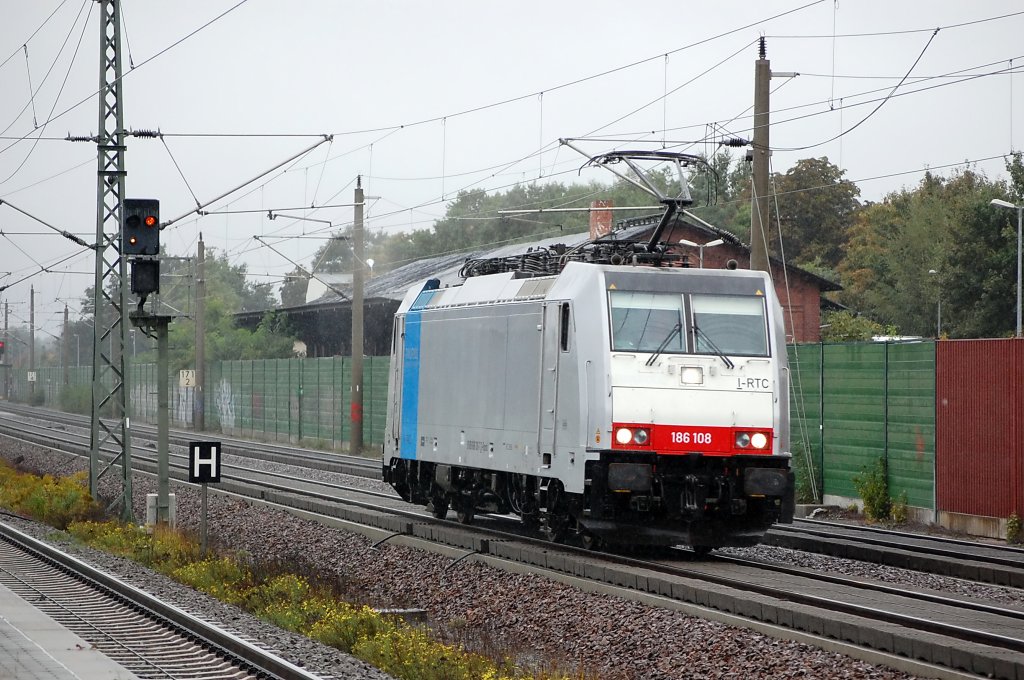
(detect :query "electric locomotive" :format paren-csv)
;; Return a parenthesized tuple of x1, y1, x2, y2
(382, 259, 795, 551)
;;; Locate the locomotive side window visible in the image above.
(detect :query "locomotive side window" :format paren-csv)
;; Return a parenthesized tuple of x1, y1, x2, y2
(560, 302, 571, 351)
(609, 291, 684, 352)
(691, 294, 769, 357)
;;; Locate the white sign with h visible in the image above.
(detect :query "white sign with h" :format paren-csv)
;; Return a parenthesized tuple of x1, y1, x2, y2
(189, 442, 221, 484)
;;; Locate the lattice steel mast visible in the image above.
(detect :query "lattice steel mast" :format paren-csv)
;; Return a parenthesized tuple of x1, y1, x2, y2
(89, 0, 134, 522)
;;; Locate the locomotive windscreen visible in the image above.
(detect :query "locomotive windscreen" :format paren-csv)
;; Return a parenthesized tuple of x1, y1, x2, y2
(607, 289, 769, 357)
(609, 292, 684, 352)
(691, 294, 769, 357)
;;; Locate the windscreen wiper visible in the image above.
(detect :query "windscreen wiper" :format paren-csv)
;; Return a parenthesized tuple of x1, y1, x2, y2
(645, 322, 682, 366)
(692, 324, 735, 369)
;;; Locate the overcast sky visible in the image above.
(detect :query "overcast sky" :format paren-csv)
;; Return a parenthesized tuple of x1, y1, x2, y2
(1, 1, 1021, 337)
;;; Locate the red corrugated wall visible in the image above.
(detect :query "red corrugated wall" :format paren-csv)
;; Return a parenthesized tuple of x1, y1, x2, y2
(936, 339, 1024, 517)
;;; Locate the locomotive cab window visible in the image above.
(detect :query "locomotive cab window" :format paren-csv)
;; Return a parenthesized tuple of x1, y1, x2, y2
(609, 291, 684, 353)
(560, 302, 571, 351)
(691, 294, 769, 357)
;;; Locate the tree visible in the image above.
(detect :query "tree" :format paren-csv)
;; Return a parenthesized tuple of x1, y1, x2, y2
(77, 249, 294, 366)
(939, 154, 1023, 338)
(820, 310, 892, 342)
(839, 165, 1011, 337)
(771, 157, 861, 267)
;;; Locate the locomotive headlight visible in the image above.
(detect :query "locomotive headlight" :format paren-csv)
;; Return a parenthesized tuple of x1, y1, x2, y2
(633, 428, 650, 445)
(680, 366, 703, 385)
(735, 432, 751, 448)
(750, 432, 769, 449)
(615, 428, 633, 445)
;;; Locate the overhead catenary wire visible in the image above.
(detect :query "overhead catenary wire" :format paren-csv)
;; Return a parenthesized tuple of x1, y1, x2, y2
(773, 28, 941, 153)
(0, 0, 93, 176)
(3, 3, 1019, 312)
(0, 0, 71, 73)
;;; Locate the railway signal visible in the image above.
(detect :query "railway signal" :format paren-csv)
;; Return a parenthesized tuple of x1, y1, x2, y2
(0, 339, 4, 360)
(122, 198, 160, 256)
(123, 198, 161, 296)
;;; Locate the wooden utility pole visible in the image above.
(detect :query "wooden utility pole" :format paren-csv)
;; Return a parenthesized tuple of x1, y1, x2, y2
(750, 37, 771, 273)
(350, 177, 365, 453)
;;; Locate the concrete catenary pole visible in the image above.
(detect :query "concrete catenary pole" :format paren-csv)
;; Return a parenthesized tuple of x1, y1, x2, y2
(750, 37, 771, 274)
(195, 235, 206, 431)
(29, 286, 35, 397)
(157, 316, 170, 523)
(350, 177, 365, 453)
(63, 305, 70, 386)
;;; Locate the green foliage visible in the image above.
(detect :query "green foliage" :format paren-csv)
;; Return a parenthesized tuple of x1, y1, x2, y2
(772, 157, 861, 267)
(789, 439, 820, 504)
(78, 249, 294, 368)
(1007, 513, 1022, 545)
(841, 158, 1023, 338)
(59, 385, 92, 415)
(890, 491, 909, 524)
(820, 311, 892, 342)
(0, 464, 99, 529)
(64, 519, 569, 679)
(852, 458, 891, 523)
(172, 557, 255, 605)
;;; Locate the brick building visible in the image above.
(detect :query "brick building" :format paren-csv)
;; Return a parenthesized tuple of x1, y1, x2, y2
(609, 211, 840, 344)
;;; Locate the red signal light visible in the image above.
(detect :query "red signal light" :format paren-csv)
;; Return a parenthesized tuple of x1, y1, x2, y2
(144, 215, 157, 227)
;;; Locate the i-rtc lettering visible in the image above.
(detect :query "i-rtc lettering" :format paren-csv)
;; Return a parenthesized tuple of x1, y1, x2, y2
(736, 377, 770, 390)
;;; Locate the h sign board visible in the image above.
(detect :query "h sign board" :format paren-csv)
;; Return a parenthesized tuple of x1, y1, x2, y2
(189, 442, 221, 483)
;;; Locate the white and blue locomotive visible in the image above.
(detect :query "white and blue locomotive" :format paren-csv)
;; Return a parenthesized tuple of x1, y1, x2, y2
(382, 259, 795, 551)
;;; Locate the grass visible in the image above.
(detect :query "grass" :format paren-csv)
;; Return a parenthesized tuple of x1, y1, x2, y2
(0, 460, 580, 680)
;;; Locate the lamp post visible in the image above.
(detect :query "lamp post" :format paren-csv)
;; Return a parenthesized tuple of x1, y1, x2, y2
(990, 198, 1023, 337)
(928, 269, 941, 338)
(678, 238, 725, 268)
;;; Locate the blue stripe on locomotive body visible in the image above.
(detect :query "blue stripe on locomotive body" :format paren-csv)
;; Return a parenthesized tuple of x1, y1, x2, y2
(398, 287, 436, 459)
(398, 311, 422, 459)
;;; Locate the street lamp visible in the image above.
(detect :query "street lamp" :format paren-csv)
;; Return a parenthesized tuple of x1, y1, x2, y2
(678, 238, 725, 268)
(366, 258, 375, 278)
(928, 269, 941, 338)
(990, 198, 1023, 337)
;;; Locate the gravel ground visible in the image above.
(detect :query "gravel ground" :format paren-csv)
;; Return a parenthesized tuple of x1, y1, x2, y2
(0, 434, 968, 680)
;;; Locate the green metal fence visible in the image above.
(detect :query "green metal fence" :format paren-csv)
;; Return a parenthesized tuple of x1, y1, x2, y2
(788, 341, 936, 509)
(7, 342, 937, 506)
(4, 357, 391, 450)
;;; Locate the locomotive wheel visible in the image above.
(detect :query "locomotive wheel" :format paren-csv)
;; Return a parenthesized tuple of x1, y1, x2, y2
(428, 496, 449, 519)
(456, 506, 475, 525)
(580, 531, 603, 551)
(543, 514, 570, 543)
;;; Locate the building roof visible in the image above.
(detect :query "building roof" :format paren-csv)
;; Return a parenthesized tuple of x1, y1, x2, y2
(238, 213, 839, 324)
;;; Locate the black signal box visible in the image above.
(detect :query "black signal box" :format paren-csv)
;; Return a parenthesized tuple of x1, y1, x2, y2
(123, 198, 160, 256)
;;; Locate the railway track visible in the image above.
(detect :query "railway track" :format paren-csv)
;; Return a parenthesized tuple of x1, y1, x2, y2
(765, 518, 1024, 587)
(7, 401, 1022, 587)
(5, 402, 1024, 676)
(0, 520, 324, 680)
(0, 402, 380, 479)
